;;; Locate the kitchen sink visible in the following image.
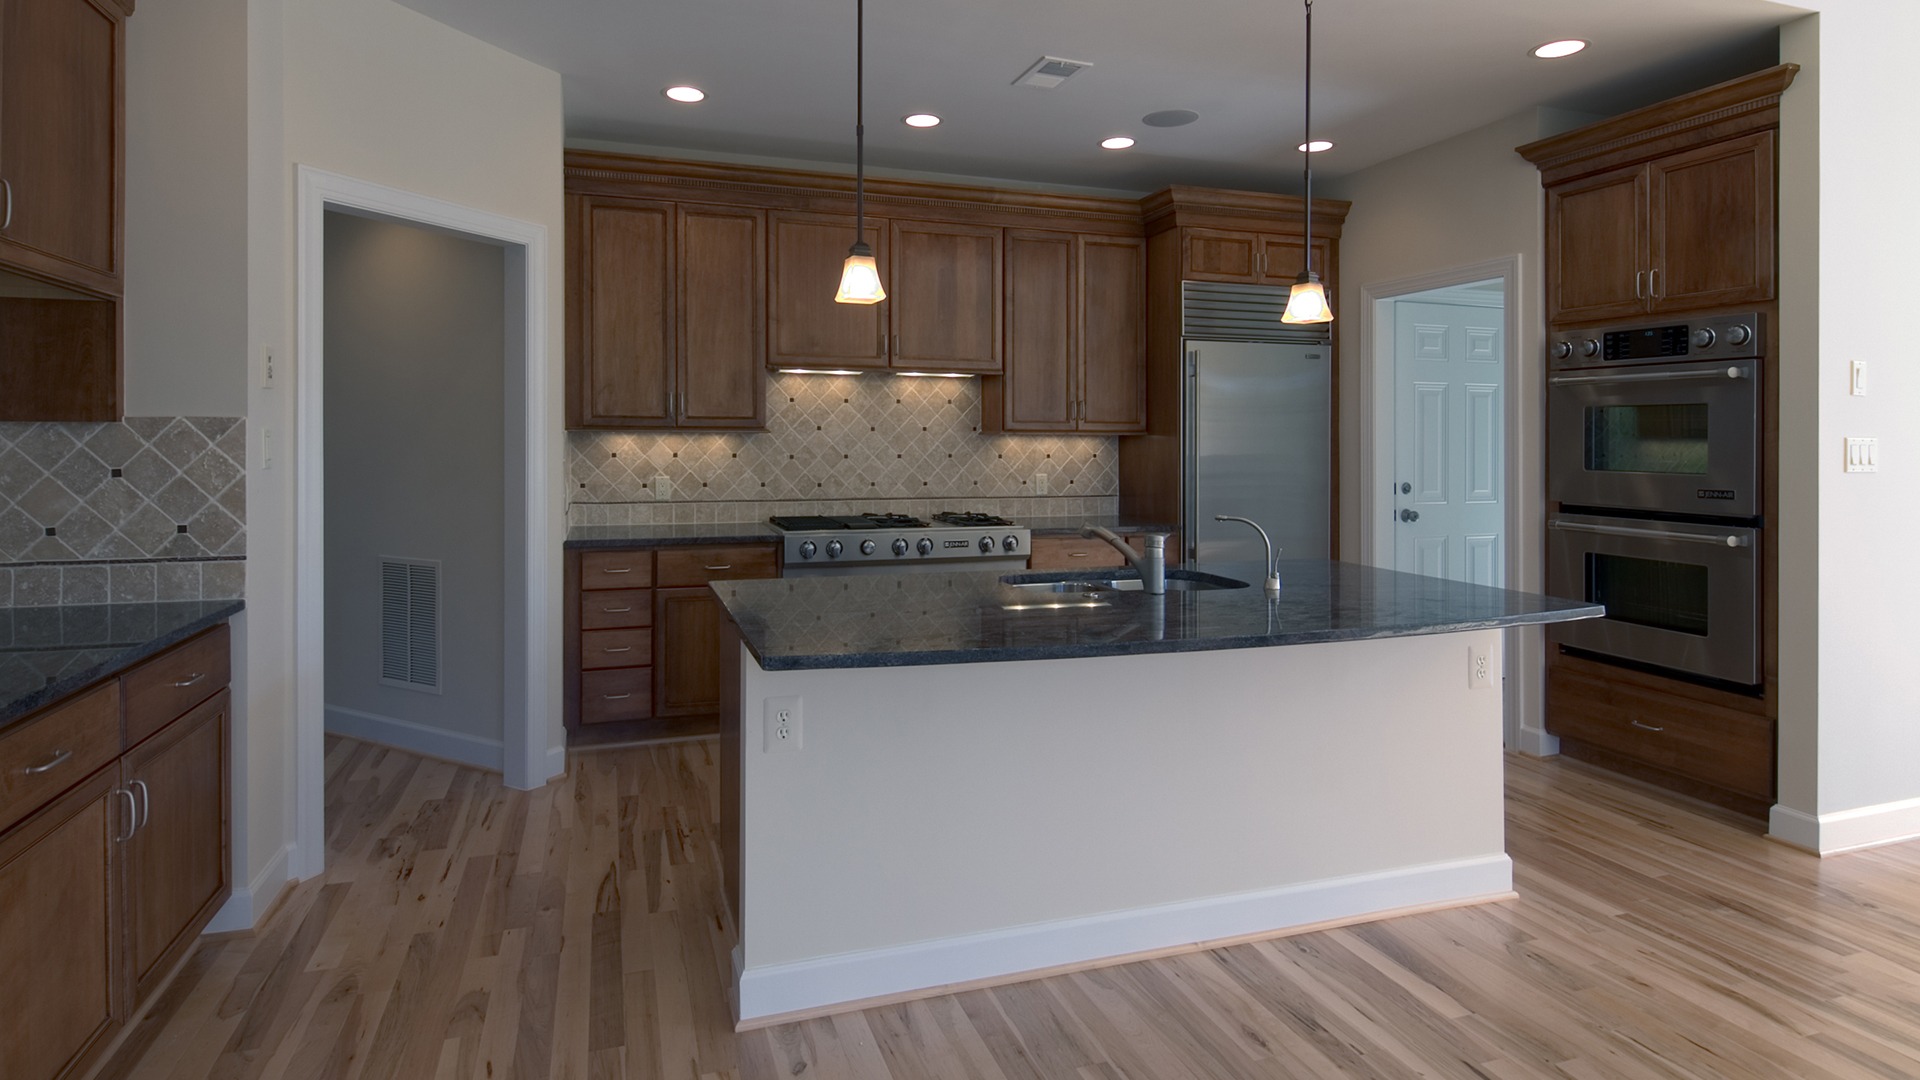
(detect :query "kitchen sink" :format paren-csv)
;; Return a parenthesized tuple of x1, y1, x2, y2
(1002, 571, 1249, 593)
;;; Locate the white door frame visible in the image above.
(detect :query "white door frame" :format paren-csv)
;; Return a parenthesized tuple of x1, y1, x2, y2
(1357, 255, 1546, 751)
(292, 165, 558, 878)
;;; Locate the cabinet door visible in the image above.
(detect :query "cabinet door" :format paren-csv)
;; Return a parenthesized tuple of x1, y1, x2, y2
(573, 198, 674, 427)
(993, 230, 1076, 432)
(890, 220, 1002, 372)
(0, 767, 125, 1080)
(1649, 132, 1775, 313)
(1546, 166, 1649, 324)
(677, 205, 766, 428)
(1077, 235, 1147, 433)
(123, 690, 229, 1002)
(1255, 235, 1332, 289)
(1181, 228, 1260, 283)
(768, 212, 889, 370)
(0, 0, 122, 288)
(654, 587, 722, 718)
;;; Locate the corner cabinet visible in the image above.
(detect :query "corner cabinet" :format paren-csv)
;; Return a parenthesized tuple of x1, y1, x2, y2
(984, 231, 1146, 433)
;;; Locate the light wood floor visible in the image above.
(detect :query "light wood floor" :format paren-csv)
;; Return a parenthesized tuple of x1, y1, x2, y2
(90, 735, 1920, 1080)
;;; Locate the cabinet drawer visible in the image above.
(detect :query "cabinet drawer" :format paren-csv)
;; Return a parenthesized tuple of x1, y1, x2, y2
(581, 669, 652, 724)
(580, 588, 653, 630)
(1547, 665, 1774, 799)
(124, 625, 231, 748)
(0, 683, 122, 836)
(1028, 537, 1129, 571)
(581, 550, 653, 590)
(656, 545, 779, 586)
(581, 628, 653, 671)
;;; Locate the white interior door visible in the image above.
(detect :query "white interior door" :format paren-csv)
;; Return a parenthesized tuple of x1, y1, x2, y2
(1393, 297, 1505, 586)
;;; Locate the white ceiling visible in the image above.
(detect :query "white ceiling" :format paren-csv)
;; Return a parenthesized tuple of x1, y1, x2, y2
(391, 0, 1808, 194)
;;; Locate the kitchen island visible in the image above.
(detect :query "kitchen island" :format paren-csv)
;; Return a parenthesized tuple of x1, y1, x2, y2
(711, 561, 1599, 1026)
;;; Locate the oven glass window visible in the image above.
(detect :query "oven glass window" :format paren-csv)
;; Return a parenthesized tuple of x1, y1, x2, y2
(1587, 553, 1709, 637)
(1585, 404, 1710, 475)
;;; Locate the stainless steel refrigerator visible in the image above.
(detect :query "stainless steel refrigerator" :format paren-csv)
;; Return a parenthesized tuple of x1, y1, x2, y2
(1181, 282, 1333, 566)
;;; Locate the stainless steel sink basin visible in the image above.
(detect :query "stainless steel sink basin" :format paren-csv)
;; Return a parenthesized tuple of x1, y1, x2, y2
(1002, 572, 1248, 594)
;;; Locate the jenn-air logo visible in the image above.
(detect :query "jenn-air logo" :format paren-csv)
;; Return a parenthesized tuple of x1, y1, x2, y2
(1697, 489, 1737, 500)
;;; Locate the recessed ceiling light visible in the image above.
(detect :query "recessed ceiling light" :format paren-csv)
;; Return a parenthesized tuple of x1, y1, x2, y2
(1298, 140, 1335, 153)
(903, 113, 941, 128)
(663, 85, 706, 102)
(1531, 39, 1588, 59)
(1100, 136, 1136, 150)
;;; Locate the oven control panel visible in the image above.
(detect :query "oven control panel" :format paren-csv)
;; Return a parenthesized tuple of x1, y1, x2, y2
(1550, 312, 1764, 369)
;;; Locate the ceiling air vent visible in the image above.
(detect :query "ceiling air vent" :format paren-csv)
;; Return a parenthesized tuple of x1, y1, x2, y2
(380, 556, 442, 694)
(1013, 56, 1093, 89)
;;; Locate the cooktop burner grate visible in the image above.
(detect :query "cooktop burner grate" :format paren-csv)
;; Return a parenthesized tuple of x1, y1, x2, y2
(932, 511, 1017, 527)
(768, 513, 934, 531)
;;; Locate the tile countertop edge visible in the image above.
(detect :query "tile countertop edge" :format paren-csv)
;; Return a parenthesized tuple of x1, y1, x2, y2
(0, 600, 245, 729)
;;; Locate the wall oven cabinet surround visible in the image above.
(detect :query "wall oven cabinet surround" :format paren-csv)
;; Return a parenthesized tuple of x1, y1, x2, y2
(983, 232, 1147, 433)
(0, 619, 232, 1080)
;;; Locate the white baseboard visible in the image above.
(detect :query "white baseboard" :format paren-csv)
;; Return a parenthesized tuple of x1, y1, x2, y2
(1513, 725, 1561, 758)
(546, 742, 569, 782)
(735, 853, 1512, 1025)
(1771, 797, 1920, 855)
(325, 704, 504, 772)
(206, 841, 293, 933)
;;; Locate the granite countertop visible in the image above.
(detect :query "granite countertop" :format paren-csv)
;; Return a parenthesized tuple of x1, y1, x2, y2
(565, 521, 783, 549)
(0, 600, 245, 730)
(711, 560, 1602, 671)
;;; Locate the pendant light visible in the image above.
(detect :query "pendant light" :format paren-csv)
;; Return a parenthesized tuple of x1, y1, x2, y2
(834, 0, 886, 304)
(1281, 0, 1333, 325)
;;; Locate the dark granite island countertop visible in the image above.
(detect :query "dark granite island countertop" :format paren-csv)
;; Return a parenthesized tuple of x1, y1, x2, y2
(0, 600, 245, 730)
(711, 560, 1601, 671)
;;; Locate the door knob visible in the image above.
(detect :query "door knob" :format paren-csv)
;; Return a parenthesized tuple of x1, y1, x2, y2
(1399, 482, 1412, 495)
(1399, 509, 1420, 523)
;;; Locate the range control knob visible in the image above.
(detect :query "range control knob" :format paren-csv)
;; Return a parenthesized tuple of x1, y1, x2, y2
(797, 540, 817, 560)
(1002, 535, 1020, 552)
(825, 539, 844, 559)
(1550, 341, 1574, 361)
(1726, 324, 1753, 347)
(1693, 327, 1717, 349)
(916, 537, 934, 556)
(892, 537, 909, 556)
(978, 535, 994, 553)
(859, 539, 876, 556)
(1580, 338, 1601, 358)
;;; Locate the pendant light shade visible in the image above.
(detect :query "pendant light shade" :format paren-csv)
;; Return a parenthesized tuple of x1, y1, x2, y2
(1281, 0, 1333, 325)
(835, 0, 886, 305)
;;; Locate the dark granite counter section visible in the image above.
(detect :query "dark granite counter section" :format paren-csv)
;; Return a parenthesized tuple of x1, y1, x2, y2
(0, 600, 244, 730)
(712, 560, 1600, 671)
(565, 521, 783, 549)
(1022, 515, 1181, 538)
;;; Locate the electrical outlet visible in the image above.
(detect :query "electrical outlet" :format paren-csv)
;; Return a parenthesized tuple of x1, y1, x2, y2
(653, 473, 672, 500)
(1851, 360, 1868, 396)
(1034, 472, 1050, 495)
(1468, 643, 1492, 690)
(764, 696, 803, 753)
(1845, 437, 1878, 473)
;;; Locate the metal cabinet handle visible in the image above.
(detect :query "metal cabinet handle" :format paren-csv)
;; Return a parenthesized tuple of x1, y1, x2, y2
(602, 693, 632, 701)
(1630, 720, 1665, 732)
(1634, 270, 1645, 299)
(132, 779, 150, 831)
(172, 672, 207, 688)
(704, 564, 732, 571)
(1, 178, 11, 232)
(22, 749, 72, 775)
(1649, 267, 1661, 299)
(1069, 552, 1089, 558)
(602, 646, 633, 654)
(601, 567, 632, 574)
(601, 605, 633, 613)
(114, 788, 137, 842)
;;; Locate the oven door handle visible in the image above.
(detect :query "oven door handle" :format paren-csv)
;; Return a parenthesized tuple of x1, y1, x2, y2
(1550, 519, 1751, 548)
(1549, 365, 1750, 386)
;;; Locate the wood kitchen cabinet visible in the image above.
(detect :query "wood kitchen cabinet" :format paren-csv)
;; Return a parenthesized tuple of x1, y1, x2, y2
(1181, 228, 1332, 292)
(568, 196, 766, 429)
(889, 219, 1002, 373)
(122, 689, 230, 1003)
(654, 587, 723, 718)
(985, 231, 1145, 433)
(1545, 166, 1649, 323)
(768, 211, 890, 370)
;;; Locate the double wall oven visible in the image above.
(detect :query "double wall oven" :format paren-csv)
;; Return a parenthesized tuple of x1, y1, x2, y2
(1546, 312, 1765, 687)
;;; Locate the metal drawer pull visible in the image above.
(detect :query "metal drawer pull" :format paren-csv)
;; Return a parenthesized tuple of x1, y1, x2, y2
(22, 749, 72, 775)
(1069, 552, 1089, 558)
(1630, 720, 1665, 733)
(602, 567, 633, 574)
(601, 605, 633, 613)
(1550, 519, 1750, 548)
(132, 779, 151, 831)
(602, 693, 633, 700)
(1549, 366, 1748, 386)
(172, 672, 207, 688)
(1, 178, 11, 231)
(704, 564, 732, 571)
(114, 788, 137, 842)
(602, 646, 633, 654)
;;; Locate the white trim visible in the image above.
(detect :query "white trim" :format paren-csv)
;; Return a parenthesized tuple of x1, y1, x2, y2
(323, 705, 505, 770)
(1770, 797, 1920, 855)
(293, 166, 559, 879)
(546, 742, 569, 782)
(1356, 255, 1534, 750)
(205, 841, 293, 933)
(735, 854, 1512, 1024)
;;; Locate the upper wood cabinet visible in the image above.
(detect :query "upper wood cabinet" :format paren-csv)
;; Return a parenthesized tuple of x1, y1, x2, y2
(768, 211, 889, 370)
(569, 196, 766, 429)
(1077, 236, 1147, 432)
(985, 231, 1145, 433)
(1181, 228, 1329, 289)
(889, 220, 1001, 373)
(1521, 66, 1794, 326)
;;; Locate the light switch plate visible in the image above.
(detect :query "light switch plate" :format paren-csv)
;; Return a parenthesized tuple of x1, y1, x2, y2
(261, 345, 279, 389)
(1845, 437, 1878, 473)
(1851, 360, 1868, 396)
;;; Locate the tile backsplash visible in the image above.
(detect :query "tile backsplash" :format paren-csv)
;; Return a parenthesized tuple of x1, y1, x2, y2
(0, 418, 246, 607)
(570, 372, 1119, 524)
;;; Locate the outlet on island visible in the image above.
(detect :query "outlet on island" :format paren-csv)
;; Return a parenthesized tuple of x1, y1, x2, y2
(765, 695, 803, 752)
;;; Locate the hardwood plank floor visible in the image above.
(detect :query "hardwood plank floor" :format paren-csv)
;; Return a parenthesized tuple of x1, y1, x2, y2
(91, 736, 1920, 1079)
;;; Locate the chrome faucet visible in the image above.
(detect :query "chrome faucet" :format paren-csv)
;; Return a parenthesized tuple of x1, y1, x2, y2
(1082, 526, 1167, 595)
(1214, 515, 1283, 594)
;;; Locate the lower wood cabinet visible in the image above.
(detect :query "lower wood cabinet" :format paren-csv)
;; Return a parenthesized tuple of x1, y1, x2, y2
(124, 689, 230, 1002)
(654, 586, 723, 717)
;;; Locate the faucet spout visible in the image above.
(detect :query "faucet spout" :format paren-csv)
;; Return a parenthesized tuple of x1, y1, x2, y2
(1214, 515, 1283, 594)
(1081, 525, 1167, 595)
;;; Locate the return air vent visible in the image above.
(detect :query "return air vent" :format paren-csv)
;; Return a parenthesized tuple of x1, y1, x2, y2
(1182, 281, 1333, 344)
(380, 557, 442, 694)
(1013, 56, 1093, 89)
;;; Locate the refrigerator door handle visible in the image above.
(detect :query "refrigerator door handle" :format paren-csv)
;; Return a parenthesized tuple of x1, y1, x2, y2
(1183, 348, 1199, 563)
